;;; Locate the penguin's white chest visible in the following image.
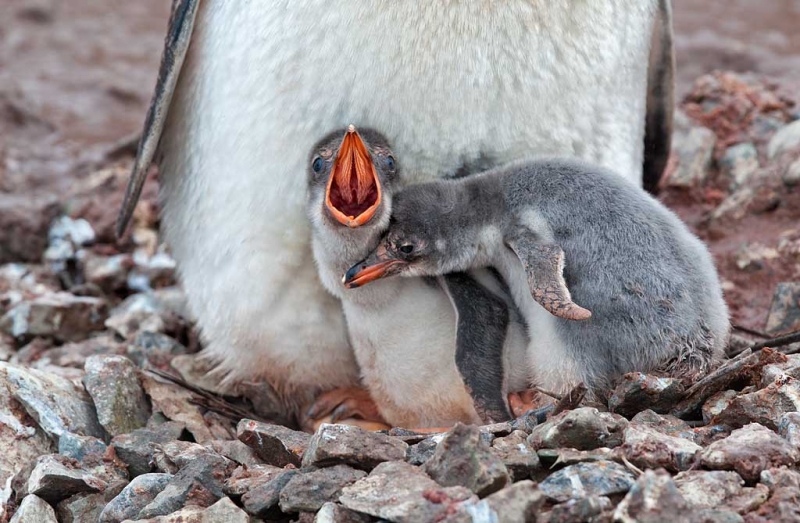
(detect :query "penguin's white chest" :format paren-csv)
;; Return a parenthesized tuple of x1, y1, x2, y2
(156, 1, 657, 389)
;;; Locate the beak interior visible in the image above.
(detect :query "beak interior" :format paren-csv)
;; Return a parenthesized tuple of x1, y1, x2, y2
(325, 127, 382, 227)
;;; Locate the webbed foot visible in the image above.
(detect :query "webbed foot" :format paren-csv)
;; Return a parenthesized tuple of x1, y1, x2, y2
(302, 386, 389, 432)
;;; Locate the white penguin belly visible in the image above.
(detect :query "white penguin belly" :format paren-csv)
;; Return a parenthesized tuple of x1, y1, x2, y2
(157, 1, 658, 390)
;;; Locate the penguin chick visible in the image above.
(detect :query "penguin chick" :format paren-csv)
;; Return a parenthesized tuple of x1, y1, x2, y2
(307, 127, 530, 427)
(345, 158, 730, 395)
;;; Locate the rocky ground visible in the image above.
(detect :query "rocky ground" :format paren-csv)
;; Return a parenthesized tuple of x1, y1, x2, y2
(0, 70, 797, 522)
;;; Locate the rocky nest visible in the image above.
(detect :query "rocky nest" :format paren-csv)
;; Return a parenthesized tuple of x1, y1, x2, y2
(0, 71, 799, 522)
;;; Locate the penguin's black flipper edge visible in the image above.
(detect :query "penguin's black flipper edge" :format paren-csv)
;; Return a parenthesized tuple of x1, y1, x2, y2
(115, 0, 202, 238)
(440, 273, 513, 424)
(506, 237, 592, 322)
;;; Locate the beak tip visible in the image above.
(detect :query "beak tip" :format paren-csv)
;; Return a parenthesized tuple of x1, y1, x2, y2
(347, 124, 356, 134)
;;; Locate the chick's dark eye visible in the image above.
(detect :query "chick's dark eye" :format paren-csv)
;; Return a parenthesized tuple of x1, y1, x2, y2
(312, 157, 324, 173)
(386, 156, 396, 170)
(399, 244, 414, 254)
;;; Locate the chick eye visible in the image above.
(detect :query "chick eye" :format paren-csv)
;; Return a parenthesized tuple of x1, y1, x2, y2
(399, 244, 414, 254)
(312, 157, 324, 173)
(386, 156, 396, 170)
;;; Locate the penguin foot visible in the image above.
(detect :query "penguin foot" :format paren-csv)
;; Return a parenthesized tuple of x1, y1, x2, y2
(508, 389, 539, 418)
(303, 386, 388, 432)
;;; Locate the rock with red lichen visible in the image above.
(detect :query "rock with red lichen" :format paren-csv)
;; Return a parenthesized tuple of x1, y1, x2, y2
(236, 419, 310, 467)
(621, 425, 702, 472)
(613, 470, 693, 523)
(699, 424, 800, 482)
(302, 423, 407, 471)
(712, 379, 800, 430)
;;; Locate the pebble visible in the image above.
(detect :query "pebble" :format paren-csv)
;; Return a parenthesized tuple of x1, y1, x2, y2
(56, 492, 105, 523)
(621, 425, 702, 472)
(608, 373, 685, 417)
(339, 461, 477, 523)
(406, 437, 438, 466)
(712, 379, 800, 430)
(0, 194, 60, 265)
(315, 502, 372, 523)
(9, 494, 57, 523)
(546, 496, 612, 523)
(126, 331, 189, 369)
(423, 423, 510, 497)
(302, 423, 408, 471)
(279, 464, 366, 513)
(241, 468, 299, 519)
(666, 126, 716, 188)
(702, 390, 739, 424)
(99, 473, 172, 523)
(490, 429, 540, 481)
(0, 293, 108, 342)
(207, 439, 264, 468)
(26, 454, 106, 503)
(630, 410, 696, 441)
(674, 470, 745, 508)
(111, 421, 186, 477)
(129, 496, 249, 523)
(237, 419, 310, 467)
(765, 282, 800, 334)
(538, 461, 635, 502)
(767, 120, 800, 159)
(83, 355, 150, 436)
(528, 407, 628, 451)
(778, 412, 800, 450)
(140, 374, 214, 443)
(223, 464, 283, 497)
(57, 433, 106, 462)
(699, 423, 800, 482)
(613, 470, 693, 522)
(719, 142, 759, 191)
(783, 159, 800, 186)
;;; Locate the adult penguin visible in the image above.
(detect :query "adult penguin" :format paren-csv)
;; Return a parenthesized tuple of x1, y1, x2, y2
(117, 1, 675, 425)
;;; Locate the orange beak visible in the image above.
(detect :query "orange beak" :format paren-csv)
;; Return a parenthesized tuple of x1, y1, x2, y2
(342, 244, 406, 289)
(325, 125, 382, 228)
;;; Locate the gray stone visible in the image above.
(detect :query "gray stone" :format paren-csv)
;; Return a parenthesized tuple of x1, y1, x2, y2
(208, 439, 264, 468)
(528, 407, 628, 451)
(621, 425, 701, 472)
(315, 502, 372, 523)
(136, 453, 230, 519)
(128, 497, 249, 523)
(767, 120, 800, 159)
(783, 159, 800, 186)
(111, 421, 186, 477)
(302, 423, 407, 471)
(9, 494, 57, 523)
(719, 142, 759, 191)
(99, 473, 172, 523)
(539, 461, 635, 502)
(150, 440, 225, 474)
(105, 309, 165, 340)
(140, 374, 214, 443)
(765, 282, 800, 334)
(0, 293, 108, 342)
(747, 486, 800, 522)
(629, 410, 696, 441)
(0, 193, 60, 264)
(241, 468, 299, 519)
(666, 126, 716, 188)
(547, 496, 612, 523)
(82, 253, 132, 293)
(423, 423, 510, 497)
(613, 470, 692, 523)
(84, 355, 150, 436)
(470, 480, 544, 523)
(608, 373, 685, 418)
(406, 437, 438, 466)
(537, 447, 622, 470)
(224, 464, 283, 498)
(702, 390, 738, 424)
(127, 248, 177, 293)
(279, 464, 366, 513)
(699, 423, 800, 482)
(126, 331, 189, 369)
(26, 454, 106, 503)
(56, 492, 105, 523)
(674, 471, 745, 508)
(779, 412, 800, 449)
(237, 419, 310, 467)
(760, 467, 800, 491)
(692, 509, 745, 523)
(490, 430, 540, 481)
(58, 433, 107, 462)
(340, 461, 477, 523)
(712, 379, 800, 430)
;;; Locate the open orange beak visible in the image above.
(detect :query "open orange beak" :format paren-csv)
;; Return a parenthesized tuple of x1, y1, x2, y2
(342, 244, 406, 289)
(325, 125, 382, 228)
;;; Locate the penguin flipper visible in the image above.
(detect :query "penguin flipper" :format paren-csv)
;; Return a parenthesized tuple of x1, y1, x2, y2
(506, 237, 592, 322)
(642, 0, 675, 194)
(115, 0, 202, 238)
(440, 272, 513, 424)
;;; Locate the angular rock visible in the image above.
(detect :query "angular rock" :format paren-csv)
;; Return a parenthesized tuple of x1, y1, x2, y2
(82, 253, 132, 294)
(140, 374, 213, 443)
(105, 309, 165, 341)
(613, 470, 693, 523)
(760, 467, 800, 491)
(608, 373, 685, 417)
(744, 486, 800, 523)
(279, 464, 366, 513)
(779, 412, 800, 450)
(538, 461, 635, 502)
(423, 423, 510, 497)
(666, 126, 716, 188)
(630, 410, 695, 440)
(767, 120, 800, 159)
(621, 425, 701, 472)
(111, 421, 186, 477)
(340, 461, 477, 523)
(9, 494, 57, 523)
(784, 159, 800, 186)
(537, 447, 622, 469)
(26, 454, 106, 503)
(712, 379, 800, 430)
(0, 193, 60, 264)
(99, 473, 172, 523)
(302, 423, 407, 471)
(128, 497, 249, 523)
(693, 509, 745, 523)
(0, 293, 108, 342)
(719, 142, 759, 191)
(169, 354, 230, 396)
(237, 419, 310, 467)
(702, 390, 738, 424)
(765, 282, 800, 334)
(34, 335, 125, 369)
(126, 331, 190, 369)
(241, 468, 299, 519)
(472, 480, 544, 523)
(136, 453, 230, 519)
(407, 437, 438, 466)
(315, 502, 372, 523)
(490, 430, 540, 481)
(224, 464, 283, 498)
(56, 492, 105, 523)
(57, 433, 107, 462)
(83, 355, 149, 436)
(699, 423, 800, 482)
(151, 440, 224, 474)
(547, 496, 612, 523)
(528, 407, 628, 451)
(208, 439, 264, 468)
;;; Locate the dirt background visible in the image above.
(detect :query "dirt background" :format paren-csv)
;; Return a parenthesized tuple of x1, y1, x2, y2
(0, 0, 798, 331)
